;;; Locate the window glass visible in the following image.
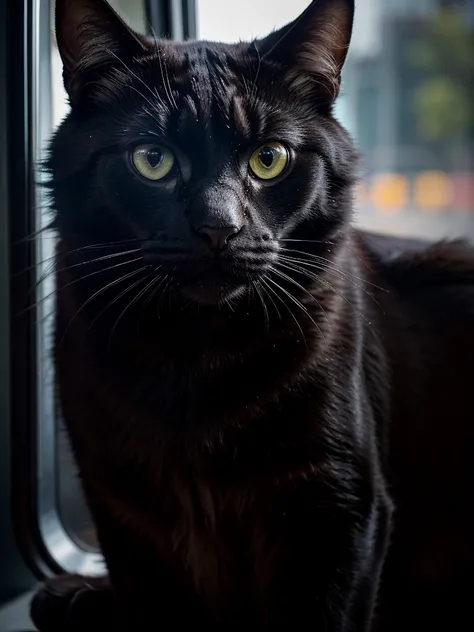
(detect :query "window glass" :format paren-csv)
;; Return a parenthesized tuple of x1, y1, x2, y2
(197, 0, 474, 242)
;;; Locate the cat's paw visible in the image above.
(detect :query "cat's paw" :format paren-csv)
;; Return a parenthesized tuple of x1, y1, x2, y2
(30, 574, 117, 632)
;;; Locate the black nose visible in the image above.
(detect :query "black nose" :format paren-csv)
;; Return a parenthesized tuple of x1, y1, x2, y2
(195, 225, 241, 252)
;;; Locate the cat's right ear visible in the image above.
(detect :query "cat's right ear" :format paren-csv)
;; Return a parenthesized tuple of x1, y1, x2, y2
(256, 0, 354, 106)
(55, 0, 149, 106)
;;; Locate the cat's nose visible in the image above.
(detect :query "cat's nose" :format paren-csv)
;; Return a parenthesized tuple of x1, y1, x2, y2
(195, 225, 241, 252)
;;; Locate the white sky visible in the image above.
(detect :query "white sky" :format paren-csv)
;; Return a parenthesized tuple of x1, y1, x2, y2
(196, 0, 312, 42)
(196, 0, 381, 55)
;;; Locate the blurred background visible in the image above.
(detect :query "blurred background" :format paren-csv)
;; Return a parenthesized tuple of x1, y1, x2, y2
(47, 0, 474, 560)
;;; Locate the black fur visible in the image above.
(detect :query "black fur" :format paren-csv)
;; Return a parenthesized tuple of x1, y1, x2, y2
(31, 1, 474, 630)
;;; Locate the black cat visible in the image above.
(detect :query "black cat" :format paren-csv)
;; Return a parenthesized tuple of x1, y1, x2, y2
(31, 0, 474, 630)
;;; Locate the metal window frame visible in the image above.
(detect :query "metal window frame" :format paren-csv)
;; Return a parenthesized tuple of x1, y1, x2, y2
(147, 0, 197, 40)
(0, 0, 38, 602)
(6, 0, 197, 583)
(3, 0, 53, 593)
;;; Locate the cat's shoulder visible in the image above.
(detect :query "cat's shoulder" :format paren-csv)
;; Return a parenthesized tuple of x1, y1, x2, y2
(354, 228, 474, 312)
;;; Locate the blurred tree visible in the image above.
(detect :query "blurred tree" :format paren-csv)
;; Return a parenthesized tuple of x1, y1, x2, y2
(411, 8, 474, 142)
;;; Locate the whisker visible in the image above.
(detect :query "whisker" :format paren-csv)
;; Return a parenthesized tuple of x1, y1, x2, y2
(264, 275, 308, 348)
(146, 23, 175, 111)
(135, 274, 164, 308)
(279, 253, 385, 302)
(156, 45, 178, 111)
(259, 278, 282, 321)
(12, 224, 56, 246)
(30, 248, 142, 296)
(135, 272, 167, 332)
(278, 254, 385, 313)
(127, 84, 167, 120)
(157, 275, 171, 318)
(105, 48, 170, 115)
(279, 249, 357, 282)
(107, 274, 157, 351)
(279, 248, 386, 291)
(163, 55, 178, 110)
(13, 240, 143, 278)
(53, 248, 142, 275)
(142, 272, 167, 311)
(279, 248, 354, 276)
(249, 41, 262, 111)
(58, 265, 149, 347)
(88, 270, 162, 336)
(274, 261, 329, 321)
(270, 266, 325, 339)
(20, 257, 145, 315)
(279, 239, 336, 246)
(252, 279, 269, 329)
(223, 296, 236, 313)
(276, 258, 374, 325)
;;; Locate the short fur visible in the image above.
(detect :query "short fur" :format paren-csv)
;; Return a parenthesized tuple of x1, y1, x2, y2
(31, 1, 474, 630)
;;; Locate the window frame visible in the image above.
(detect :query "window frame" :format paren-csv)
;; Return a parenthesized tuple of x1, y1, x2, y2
(0, 0, 38, 602)
(146, 0, 197, 40)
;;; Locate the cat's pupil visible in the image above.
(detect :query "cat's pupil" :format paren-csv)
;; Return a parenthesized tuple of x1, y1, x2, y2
(147, 149, 163, 168)
(259, 147, 275, 168)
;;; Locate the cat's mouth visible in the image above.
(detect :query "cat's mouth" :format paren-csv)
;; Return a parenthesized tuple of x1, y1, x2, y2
(179, 279, 246, 306)
(172, 260, 252, 306)
(143, 247, 273, 306)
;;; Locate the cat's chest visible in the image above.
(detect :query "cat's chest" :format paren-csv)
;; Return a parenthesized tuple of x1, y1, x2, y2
(166, 473, 260, 610)
(101, 459, 276, 614)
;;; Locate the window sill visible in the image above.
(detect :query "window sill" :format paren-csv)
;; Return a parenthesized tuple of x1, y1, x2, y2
(0, 591, 36, 632)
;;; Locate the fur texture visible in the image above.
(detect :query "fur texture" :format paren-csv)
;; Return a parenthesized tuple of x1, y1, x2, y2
(31, 1, 474, 630)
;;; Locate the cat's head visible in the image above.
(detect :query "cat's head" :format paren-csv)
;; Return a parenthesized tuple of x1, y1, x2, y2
(50, 0, 357, 309)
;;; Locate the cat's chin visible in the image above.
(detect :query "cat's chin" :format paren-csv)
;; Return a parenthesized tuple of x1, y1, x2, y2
(179, 282, 247, 306)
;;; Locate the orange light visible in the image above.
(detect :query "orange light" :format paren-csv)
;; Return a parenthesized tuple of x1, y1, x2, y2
(370, 174, 408, 214)
(414, 171, 451, 212)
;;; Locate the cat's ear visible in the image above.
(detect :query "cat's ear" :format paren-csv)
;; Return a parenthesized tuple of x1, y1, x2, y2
(257, 0, 354, 104)
(55, 0, 149, 105)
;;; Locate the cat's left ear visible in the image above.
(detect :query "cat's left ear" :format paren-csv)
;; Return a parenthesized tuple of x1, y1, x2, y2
(55, 0, 150, 106)
(257, 0, 354, 104)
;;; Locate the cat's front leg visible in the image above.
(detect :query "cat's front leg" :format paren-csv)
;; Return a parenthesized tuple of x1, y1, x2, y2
(30, 574, 119, 632)
(31, 510, 213, 631)
(267, 473, 393, 631)
(82, 501, 214, 630)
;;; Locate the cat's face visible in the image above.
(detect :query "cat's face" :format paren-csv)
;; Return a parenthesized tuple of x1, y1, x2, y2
(51, 0, 356, 307)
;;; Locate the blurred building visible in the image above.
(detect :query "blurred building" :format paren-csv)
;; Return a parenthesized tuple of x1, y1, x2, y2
(340, 0, 473, 176)
(338, 0, 474, 239)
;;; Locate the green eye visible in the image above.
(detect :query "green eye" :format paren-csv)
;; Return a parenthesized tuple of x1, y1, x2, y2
(249, 142, 289, 180)
(132, 144, 175, 181)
